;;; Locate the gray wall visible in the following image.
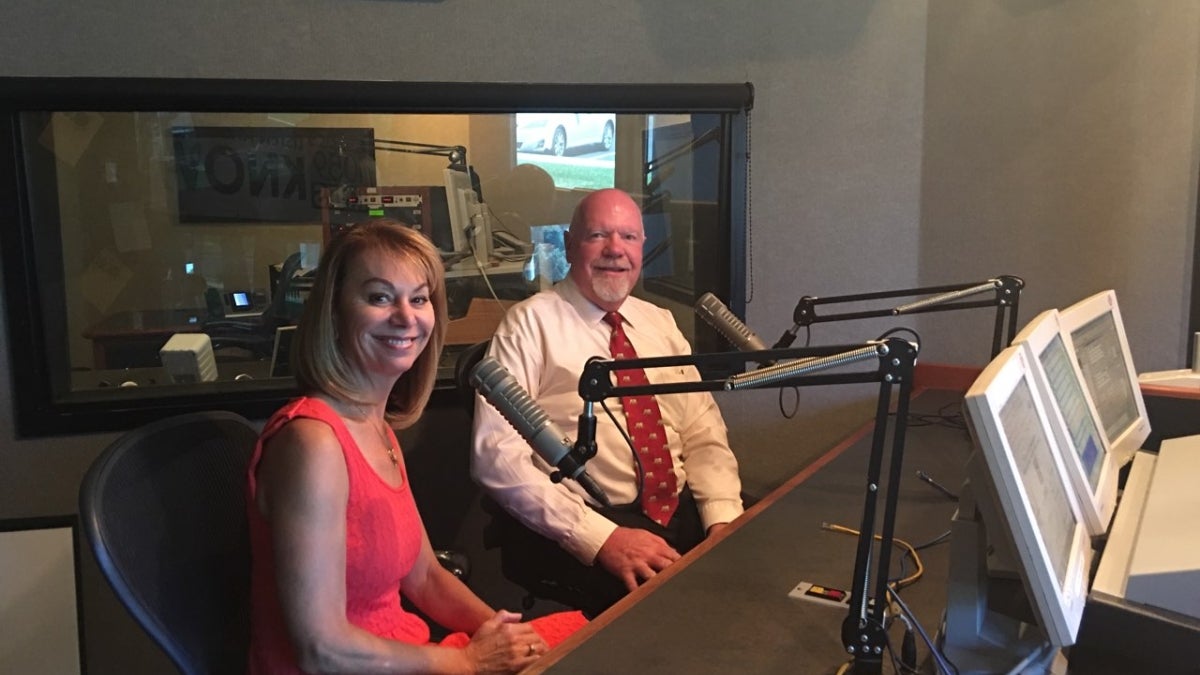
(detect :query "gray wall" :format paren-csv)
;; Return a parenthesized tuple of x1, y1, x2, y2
(1, 1, 1196, 672)
(918, 1, 1200, 367)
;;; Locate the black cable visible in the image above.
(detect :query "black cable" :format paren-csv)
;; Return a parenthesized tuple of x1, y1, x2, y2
(876, 326, 922, 351)
(777, 384, 800, 419)
(888, 587, 959, 675)
(880, 617, 906, 675)
(890, 548, 908, 587)
(600, 399, 644, 502)
(911, 529, 952, 553)
(776, 325, 810, 419)
(906, 400, 966, 431)
(887, 612, 921, 675)
(900, 627, 918, 673)
(916, 470, 959, 501)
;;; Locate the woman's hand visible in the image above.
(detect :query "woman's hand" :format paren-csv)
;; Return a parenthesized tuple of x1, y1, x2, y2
(462, 610, 547, 674)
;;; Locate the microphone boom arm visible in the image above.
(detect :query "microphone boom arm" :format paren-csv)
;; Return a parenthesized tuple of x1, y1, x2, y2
(576, 338, 918, 675)
(787, 274, 1024, 358)
(372, 139, 468, 171)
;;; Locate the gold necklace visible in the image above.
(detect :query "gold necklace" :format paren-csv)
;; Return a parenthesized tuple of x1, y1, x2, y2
(376, 420, 399, 469)
(358, 405, 399, 469)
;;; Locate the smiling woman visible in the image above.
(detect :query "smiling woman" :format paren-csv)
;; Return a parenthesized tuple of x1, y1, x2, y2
(340, 249, 435, 383)
(245, 218, 587, 673)
(291, 220, 447, 430)
(0, 77, 752, 436)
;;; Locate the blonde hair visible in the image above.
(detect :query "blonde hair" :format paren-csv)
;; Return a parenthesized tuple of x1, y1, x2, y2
(291, 219, 448, 429)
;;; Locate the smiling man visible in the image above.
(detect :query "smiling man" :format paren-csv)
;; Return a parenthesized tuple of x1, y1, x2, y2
(471, 189, 744, 617)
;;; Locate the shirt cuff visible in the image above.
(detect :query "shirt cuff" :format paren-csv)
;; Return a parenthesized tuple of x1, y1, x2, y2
(697, 498, 745, 533)
(558, 508, 619, 565)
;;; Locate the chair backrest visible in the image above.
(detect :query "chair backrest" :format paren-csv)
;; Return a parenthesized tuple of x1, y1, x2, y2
(265, 251, 304, 325)
(79, 410, 259, 675)
(453, 339, 492, 418)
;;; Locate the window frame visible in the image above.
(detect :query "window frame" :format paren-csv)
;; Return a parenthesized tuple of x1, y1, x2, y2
(0, 77, 753, 437)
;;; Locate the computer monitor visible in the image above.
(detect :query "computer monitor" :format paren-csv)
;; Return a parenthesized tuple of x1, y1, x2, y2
(228, 291, 252, 311)
(528, 223, 570, 284)
(269, 325, 296, 378)
(1058, 290, 1149, 467)
(1013, 309, 1118, 537)
(961, 345, 1091, 650)
(443, 167, 490, 258)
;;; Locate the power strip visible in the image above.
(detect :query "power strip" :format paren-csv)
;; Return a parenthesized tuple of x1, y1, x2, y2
(788, 580, 851, 609)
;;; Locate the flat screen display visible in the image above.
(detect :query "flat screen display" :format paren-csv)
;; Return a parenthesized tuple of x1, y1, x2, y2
(1070, 312, 1137, 443)
(1038, 334, 1106, 489)
(999, 376, 1078, 585)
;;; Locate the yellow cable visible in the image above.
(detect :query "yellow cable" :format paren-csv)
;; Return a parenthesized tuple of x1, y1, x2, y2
(825, 523, 924, 673)
(821, 522, 924, 589)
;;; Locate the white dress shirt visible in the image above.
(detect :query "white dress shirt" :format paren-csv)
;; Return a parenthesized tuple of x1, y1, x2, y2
(471, 277, 743, 565)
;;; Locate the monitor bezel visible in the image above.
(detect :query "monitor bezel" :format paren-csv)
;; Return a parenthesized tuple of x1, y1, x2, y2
(443, 167, 484, 257)
(1013, 308, 1119, 537)
(963, 345, 1091, 647)
(1058, 290, 1150, 467)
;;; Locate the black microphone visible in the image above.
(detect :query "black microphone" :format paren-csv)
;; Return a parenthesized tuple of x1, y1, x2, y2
(695, 292, 770, 362)
(470, 357, 611, 507)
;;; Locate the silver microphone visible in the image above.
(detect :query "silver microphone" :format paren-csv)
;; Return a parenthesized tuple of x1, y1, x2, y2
(695, 292, 768, 353)
(470, 357, 610, 506)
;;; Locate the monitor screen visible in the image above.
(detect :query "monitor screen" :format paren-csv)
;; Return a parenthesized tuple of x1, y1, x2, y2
(514, 112, 616, 189)
(1059, 290, 1149, 466)
(1013, 309, 1118, 536)
(443, 167, 486, 256)
(1041, 336, 1104, 487)
(269, 325, 296, 378)
(1001, 376, 1076, 583)
(528, 223, 570, 284)
(963, 345, 1091, 647)
(229, 291, 251, 310)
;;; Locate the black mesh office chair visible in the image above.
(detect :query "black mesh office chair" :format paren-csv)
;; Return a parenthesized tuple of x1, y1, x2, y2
(454, 339, 493, 415)
(206, 251, 303, 358)
(79, 410, 258, 675)
(455, 340, 579, 610)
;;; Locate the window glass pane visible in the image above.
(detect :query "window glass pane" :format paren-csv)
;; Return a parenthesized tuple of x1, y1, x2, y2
(4, 87, 747, 436)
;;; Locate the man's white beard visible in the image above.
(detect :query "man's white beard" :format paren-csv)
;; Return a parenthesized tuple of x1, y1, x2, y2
(592, 275, 633, 305)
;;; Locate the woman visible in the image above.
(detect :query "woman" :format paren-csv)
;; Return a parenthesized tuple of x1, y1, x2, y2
(247, 220, 583, 674)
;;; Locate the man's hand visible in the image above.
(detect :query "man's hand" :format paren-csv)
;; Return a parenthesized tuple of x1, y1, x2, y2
(595, 527, 681, 592)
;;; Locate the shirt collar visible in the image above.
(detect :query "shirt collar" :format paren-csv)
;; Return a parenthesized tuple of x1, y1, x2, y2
(556, 275, 642, 329)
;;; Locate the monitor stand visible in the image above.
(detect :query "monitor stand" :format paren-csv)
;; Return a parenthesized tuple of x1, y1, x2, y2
(936, 455, 1065, 675)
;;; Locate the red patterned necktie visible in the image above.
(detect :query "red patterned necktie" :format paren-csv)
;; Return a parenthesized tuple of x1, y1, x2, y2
(603, 311, 678, 526)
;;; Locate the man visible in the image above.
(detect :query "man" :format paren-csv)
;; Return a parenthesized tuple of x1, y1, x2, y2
(471, 188, 743, 616)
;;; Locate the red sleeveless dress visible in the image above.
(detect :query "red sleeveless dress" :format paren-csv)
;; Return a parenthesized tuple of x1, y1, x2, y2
(246, 397, 584, 674)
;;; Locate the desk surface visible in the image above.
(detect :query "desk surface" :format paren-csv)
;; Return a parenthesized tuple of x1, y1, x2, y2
(82, 308, 210, 339)
(529, 388, 972, 674)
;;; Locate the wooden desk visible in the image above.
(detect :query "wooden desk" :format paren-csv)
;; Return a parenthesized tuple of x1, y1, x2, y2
(523, 373, 1200, 674)
(527, 387, 972, 674)
(446, 298, 513, 346)
(82, 309, 209, 369)
(1139, 382, 1200, 451)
